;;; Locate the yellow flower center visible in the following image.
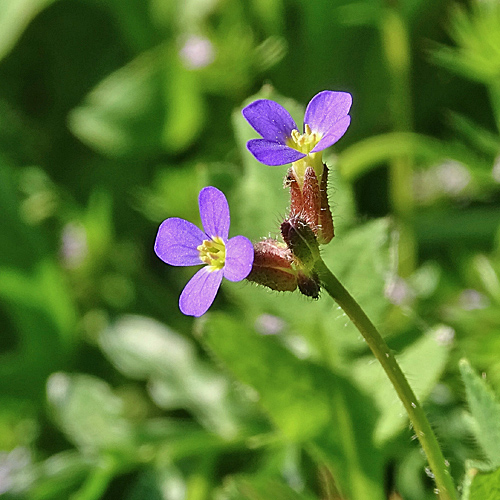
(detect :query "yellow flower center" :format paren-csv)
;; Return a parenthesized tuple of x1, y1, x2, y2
(286, 124, 324, 186)
(287, 124, 321, 154)
(197, 237, 226, 271)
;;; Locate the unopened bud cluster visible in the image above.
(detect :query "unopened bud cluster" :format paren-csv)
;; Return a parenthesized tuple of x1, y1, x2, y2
(246, 162, 335, 299)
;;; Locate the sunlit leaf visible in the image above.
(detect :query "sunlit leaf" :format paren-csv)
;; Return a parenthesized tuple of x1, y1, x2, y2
(46, 372, 135, 457)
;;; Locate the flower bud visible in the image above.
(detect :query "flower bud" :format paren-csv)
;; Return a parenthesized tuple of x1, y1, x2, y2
(297, 270, 320, 299)
(280, 217, 321, 299)
(280, 216, 319, 270)
(285, 164, 334, 245)
(246, 239, 297, 292)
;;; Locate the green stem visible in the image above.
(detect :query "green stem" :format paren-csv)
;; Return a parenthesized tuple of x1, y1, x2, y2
(380, 7, 416, 277)
(315, 258, 458, 500)
(70, 457, 118, 500)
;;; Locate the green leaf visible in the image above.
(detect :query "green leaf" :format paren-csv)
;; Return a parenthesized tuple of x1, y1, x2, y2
(0, 0, 58, 62)
(459, 359, 500, 466)
(68, 49, 166, 158)
(161, 57, 205, 153)
(462, 462, 500, 500)
(0, 259, 77, 346)
(46, 372, 135, 457)
(220, 475, 317, 500)
(447, 111, 500, 158)
(99, 315, 252, 437)
(352, 326, 450, 444)
(202, 313, 385, 500)
(27, 451, 90, 500)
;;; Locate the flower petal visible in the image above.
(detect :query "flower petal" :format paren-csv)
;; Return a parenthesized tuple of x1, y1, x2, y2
(199, 186, 230, 240)
(154, 217, 205, 266)
(310, 115, 351, 153)
(304, 91, 352, 136)
(224, 235, 254, 282)
(179, 267, 223, 317)
(247, 139, 306, 166)
(242, 99, 298, 143)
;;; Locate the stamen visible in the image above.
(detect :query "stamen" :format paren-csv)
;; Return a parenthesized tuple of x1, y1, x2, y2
(288, 125, 321, 154)
(197, 237, 226, 270)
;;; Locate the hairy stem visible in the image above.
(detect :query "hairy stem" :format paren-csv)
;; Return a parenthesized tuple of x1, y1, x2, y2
(315, 258, 457, 500)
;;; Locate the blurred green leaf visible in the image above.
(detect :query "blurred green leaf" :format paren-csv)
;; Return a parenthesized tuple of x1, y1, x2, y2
(0, 161, 48, 269)
(124, 470, 164, 500)
(0, 0, 58, 62)
(202, 313, 385, 500)
(161, 57, 205, 153)
(220, 475, 317, 500)
(46, 372, 136, 457)
(352, 326, 450, 444)
(0, 259, 76, 344)
(29, 451, 90, 500)
(447, 111, 500, 158)
(0, 162, 77, 397)
(100, 315, 253, 437)
(431, 2, 500, 86)
(459, 359, 500, 467)
(68, 48, 165, 158)
(136, 162, 201, 223)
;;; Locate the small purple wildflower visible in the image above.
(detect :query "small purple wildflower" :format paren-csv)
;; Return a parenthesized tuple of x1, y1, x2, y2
(154, 187, 254, 317)
(242, 90, 352, 167)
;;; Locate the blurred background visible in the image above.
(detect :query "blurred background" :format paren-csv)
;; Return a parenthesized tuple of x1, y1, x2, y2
(1, 0, 500, 499)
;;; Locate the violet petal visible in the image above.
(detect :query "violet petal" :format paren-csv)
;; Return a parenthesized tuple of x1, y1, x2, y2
(179, 267, 223, 317)
(310, 115, 351, 153)
(224, 235, 254, 282)
(199, 186, 230, 240)
(247, 139, 306, 166)
(154, 217, 205, 266)
(242, 99, 298, 143)
(304, 91, 352, 136)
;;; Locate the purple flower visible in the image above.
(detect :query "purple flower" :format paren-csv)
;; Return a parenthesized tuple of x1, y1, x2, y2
(154, 187, 254, 317)
(242, 90, 352, 166)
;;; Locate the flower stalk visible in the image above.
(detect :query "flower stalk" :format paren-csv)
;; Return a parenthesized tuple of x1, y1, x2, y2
(314, 257, 458, 500)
